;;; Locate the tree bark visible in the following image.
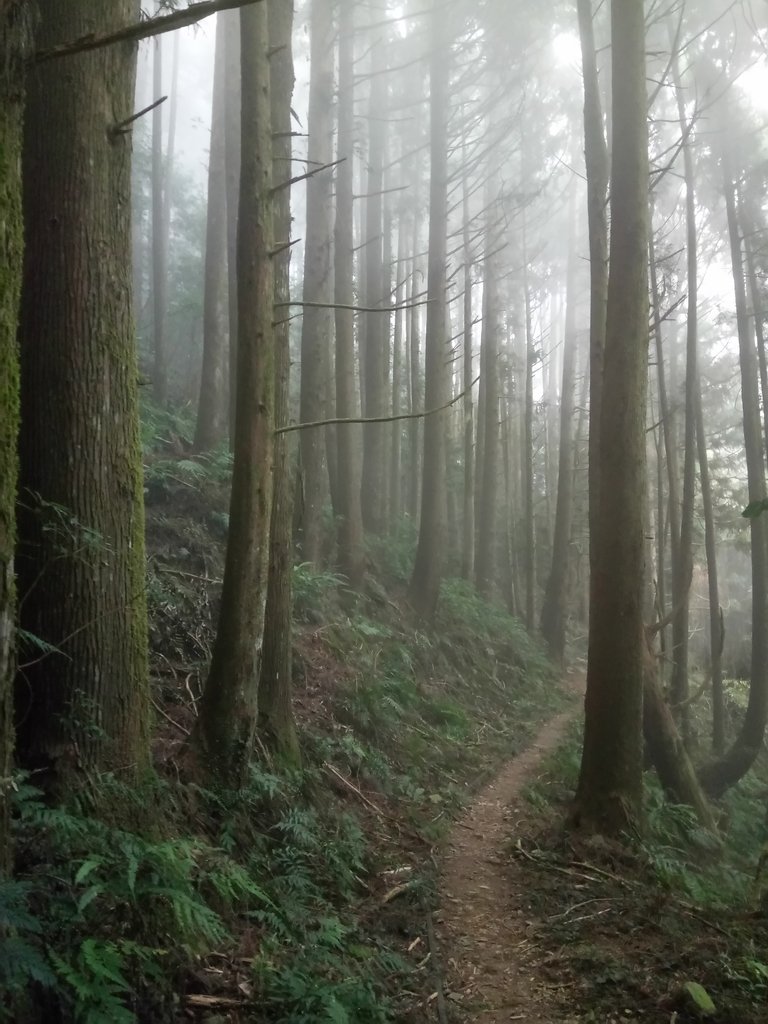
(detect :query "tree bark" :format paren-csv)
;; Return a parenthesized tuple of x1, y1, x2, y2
(16, 0, 150, 796)
(408, 257, 422, 521)
(259, 0, 300, 766)
(697, 107, 768, 797)
(572, 0, 649, 837)
(475, 206, 499, 597)
(298, 0, 334, 565)
(649, 224, 680, 665)
(461, 228, 474, 581)
(0, 0, 30, 866)
(190, 2, 274, 781)
(408, 1, 449, 619)
(223, 9, 241, 445)
(151, 21, 168, 405)
(695, 369, 724, 753)
(576, 0, 609, 593)
(642, 633, 718, 832)
(194, 14, 229, 451)
(669, 49, 698, 735)
(360, 26, 388, 536)
(334, 0, 365, 589)
(540, 220, 578, 665)
(523, 247, 536, 631)
(389, 222, 405, 528)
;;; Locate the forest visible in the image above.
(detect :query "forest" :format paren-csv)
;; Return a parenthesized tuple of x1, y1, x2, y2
(1, 0, 768, 1020)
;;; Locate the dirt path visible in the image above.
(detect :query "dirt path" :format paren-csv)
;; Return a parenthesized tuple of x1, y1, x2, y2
(436, 694, 582, 1023)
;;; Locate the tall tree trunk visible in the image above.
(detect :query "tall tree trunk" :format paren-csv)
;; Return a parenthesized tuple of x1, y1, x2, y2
(259, 0, 300, 766)
(475, 212, 499, 596)
(408, 257, 422, 521)
(698, 109, 768, 797)
(461, 235, 474, 581)
(191, 2, 275, 782)
(151, 22, 168, 405)
(572, 0, 649, 837)
(194, 15, 229, 451)
(0, 0, 30, 865)
(643, 649, 718, 832)
(743, 206, 768, 461)
(360, 30, 388, 536)
(649, 226, 679, 666)
(695, 371, 725, 753)
(390, 224, 405, 528)
(334, 0, 365, 589)
(409, 2, 449, 619)
(16, 0, 150, 796)
(669, 50, 698, 734)
(223, 9, 241, 445)
(540, 223, 579, 664)
(298, 0, 334, 564)
(523, 251, 536, 631)
(577, 0, 610, 595)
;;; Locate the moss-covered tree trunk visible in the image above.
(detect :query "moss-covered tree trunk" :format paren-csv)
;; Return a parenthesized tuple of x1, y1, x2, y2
(572, 0, 649, 837)
(0, 0, 30, 866)
(190, 2, 275, 782)
(16, 0, 150, 797)
(259, 0, 300, 767)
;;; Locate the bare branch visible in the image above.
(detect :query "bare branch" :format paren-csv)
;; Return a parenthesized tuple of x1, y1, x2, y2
(276, 377, 480, 435)
(272, 158, 344, 194)
(274, 298, 433, 315)
(110, 95, 166, 137)
(34, 0, 262, 64)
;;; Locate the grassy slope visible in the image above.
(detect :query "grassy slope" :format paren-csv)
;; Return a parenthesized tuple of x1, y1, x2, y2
(4, 424, 567, 1024)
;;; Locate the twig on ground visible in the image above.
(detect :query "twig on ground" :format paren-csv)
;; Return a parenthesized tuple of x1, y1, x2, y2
(150, 696, 190, 736)
(424, 908, 450, 1024)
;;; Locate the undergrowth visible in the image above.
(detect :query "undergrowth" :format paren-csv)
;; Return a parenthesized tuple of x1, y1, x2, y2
(5, 421, 566, 1024)
(516, 716, 768, 1022)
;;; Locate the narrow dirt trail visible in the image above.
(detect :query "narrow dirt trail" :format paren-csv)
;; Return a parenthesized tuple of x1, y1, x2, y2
(436, 693, 582, 1023)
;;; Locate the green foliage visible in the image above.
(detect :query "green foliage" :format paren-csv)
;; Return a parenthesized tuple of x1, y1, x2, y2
(10, 775, 274, 1022)
(0, 879, 56, 1006)
(365, 518, 418, 583)
(293, 562, 347, 619)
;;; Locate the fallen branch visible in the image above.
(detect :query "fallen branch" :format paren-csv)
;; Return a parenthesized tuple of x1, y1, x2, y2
(424, 908, 449, 1024)
(150, 697, 190, 737)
